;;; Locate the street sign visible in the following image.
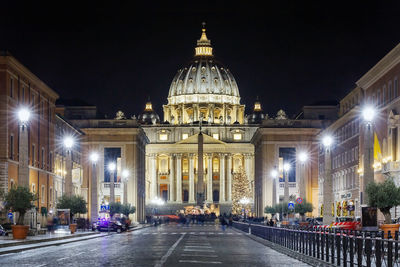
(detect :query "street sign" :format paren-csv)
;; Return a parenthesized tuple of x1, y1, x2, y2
(288, 202, 295, 210)
(7, 212, 13, 219)
(296, 197, 303, 204)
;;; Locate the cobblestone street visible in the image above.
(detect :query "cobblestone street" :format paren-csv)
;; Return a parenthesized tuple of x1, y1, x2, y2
(2, 224, 311, 267)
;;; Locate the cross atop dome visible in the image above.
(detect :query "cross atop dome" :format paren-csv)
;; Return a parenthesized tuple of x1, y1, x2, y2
(195, 22, 213, 57)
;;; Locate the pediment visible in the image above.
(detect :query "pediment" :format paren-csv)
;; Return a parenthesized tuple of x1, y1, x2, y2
(176, 133, 226, 145)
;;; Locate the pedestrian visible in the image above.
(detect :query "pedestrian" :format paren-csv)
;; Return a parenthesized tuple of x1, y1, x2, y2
(220, 215, 227, 231)
(228, 215, 233, 228)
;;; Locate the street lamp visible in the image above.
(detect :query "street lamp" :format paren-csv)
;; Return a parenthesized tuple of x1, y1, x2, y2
(63, 136, 75, 196)
(17, 107, 31, 187)
(90, 152, 99, 225)
(108, 162, 116, 203)
(122, 169, 129, 204)
(362, 105, 376, 205)
(298, 151, 308, 163)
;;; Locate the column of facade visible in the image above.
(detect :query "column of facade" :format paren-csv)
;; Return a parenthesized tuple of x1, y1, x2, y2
(227, 154, 232, 202)
(189, 154, 195, 203)
(207, 153, 213, 202)
(150, 154, 157, 200)
(219, 153, 226, 202)
(176, 154, 182, 202)
(169, 154, 175, 202)
(323, 148, 334, 224)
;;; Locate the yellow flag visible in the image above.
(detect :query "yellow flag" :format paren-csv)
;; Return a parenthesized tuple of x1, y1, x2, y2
(374, 133, 382, 161)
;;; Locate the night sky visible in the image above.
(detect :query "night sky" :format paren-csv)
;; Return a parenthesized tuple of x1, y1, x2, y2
(2, 1, 400, 118)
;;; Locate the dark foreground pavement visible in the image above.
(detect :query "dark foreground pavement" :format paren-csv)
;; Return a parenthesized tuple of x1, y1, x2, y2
(1, 223, 311, 267)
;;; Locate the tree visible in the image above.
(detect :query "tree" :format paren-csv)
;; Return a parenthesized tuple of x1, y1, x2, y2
(57, 195, 87, 220)
(109, 202, 122, 218)
(366, 177, 400, 224)
(231, 168, 252, 215)
(294, 201, 313, 221)
(264, 206, 276, 216)
(121, 204, 136, 217)
(2, 186, 37, 225)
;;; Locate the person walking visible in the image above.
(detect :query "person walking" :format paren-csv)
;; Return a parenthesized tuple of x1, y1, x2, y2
(220, 215, 227, 231)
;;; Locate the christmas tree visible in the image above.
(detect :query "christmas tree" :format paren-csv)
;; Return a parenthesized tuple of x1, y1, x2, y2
(232, 167, 252, 215)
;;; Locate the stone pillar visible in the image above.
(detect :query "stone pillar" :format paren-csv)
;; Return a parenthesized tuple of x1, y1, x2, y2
(110, 168, 115, 203)
(176, 154, 182, 202)
(284, 169, 289, 202)
(299, 161, 307, 200)
(150, 154, 157, 200)
(18, 124, 29, 187)
(189, 154, 195, 203)
(123, 180, 128, 205)
(197, 133, 204, 206)
(207, 154, 213, 202)
(219, 154, 226, 202)
(90, 162, 98, 224)
(65, 150, 73, 196)
(362, 122, 374, 205)
(227, 154, 232, 202)
(323, 147, 334, 224)
(169, 154, 175, 202)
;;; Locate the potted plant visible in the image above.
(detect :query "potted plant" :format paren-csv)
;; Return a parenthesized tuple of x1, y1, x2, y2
(294, 201, 313, 226)
(264, 206, 276, 220)
(3, 186, 36, 239)
(366, 177, 400, 238)
(109, 202, 122, 218)
(57, 195, 87, 234)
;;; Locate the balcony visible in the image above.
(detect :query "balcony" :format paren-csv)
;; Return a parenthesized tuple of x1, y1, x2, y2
(382, 161, 400, 173)
(103, 182, 121, 189)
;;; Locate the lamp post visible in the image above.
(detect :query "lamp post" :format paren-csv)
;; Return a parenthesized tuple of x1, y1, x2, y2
(122, 169, 129, 205)
(362, 105, 375, 205)
(322, 135, 334, 224)
(298, 151, 309, 200)
(108, 162, 116, 203)
(17, 107, 31, 188)
(63, 136, 74, 196)
(89, 152, 99, 225)
(283, 162, 291, 202)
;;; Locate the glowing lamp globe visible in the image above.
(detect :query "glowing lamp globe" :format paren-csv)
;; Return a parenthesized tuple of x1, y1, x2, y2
(63, 136, 74, 149)
(322, 135, 333, 148)
(362, 106, 375, 123)
(122, 169, 129, 179)
(18, 108, 31, 123)
(283, 163, 291, 172)
(108, 162, 116, 172)
(89, 152, 99, 163)
(270, 169, 278, 178)
(298, 152, 308, 163)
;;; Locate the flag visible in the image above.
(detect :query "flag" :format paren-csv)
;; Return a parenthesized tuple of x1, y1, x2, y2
(374, 133, 382, 161)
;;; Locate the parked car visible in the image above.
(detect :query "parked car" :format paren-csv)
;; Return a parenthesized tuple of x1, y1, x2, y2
(96, 219, 127, 233)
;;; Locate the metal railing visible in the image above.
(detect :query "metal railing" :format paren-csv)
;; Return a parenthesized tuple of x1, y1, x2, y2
(103, 183, 121, 188)
(233, 221, 400, 267)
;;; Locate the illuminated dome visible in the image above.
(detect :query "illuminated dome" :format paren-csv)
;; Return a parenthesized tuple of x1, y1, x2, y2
(163, 23, 245, 125)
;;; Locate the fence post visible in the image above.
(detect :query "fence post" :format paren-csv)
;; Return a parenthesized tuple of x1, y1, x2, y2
(375, 238, 381, 267)
(342, 232, 348, 267)
(326, 229, 330, 262)
(349, 231, 354, 266)
(357, 236, 363, 267)
(388, 238, 393, 267)
(313, 229, 316, 258)
(365, 235, 372, 267)
(395, 231, 399, 262)
(331, 229, 335, 264)
(317, 230, 320, 259)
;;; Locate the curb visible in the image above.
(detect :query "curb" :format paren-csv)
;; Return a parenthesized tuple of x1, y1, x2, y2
(0, 224, 150, 255)
(233, 228, 334, 267)
(0, 232, 97, 248)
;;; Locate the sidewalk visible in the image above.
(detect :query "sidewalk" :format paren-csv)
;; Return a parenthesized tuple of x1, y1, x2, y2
(0, 224, 149, 255)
